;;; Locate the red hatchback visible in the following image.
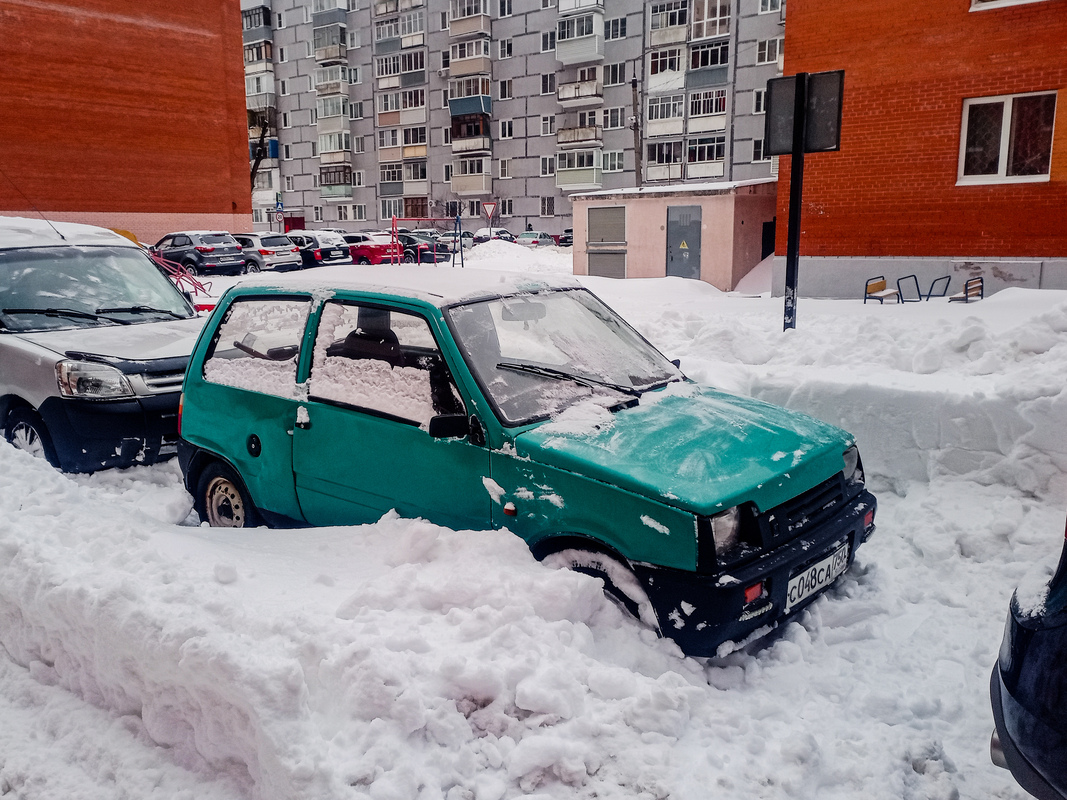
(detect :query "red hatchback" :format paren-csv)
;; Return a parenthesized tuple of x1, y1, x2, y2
(344, 232, 402, 265)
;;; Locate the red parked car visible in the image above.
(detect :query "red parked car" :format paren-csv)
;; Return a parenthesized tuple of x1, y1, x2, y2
(344, 233, 402, 265)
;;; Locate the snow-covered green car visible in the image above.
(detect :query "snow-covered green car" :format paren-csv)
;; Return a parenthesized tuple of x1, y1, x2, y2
(178, 266, 876, 655)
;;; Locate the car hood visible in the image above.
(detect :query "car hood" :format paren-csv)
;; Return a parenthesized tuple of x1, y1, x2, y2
(18, 316, 205, 364)
(512, 383, 852, 516)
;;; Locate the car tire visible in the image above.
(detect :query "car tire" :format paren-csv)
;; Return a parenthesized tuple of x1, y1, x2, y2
(195, 461, 262, 528)
(541, 547, 661, 632)
(402, 253, 415, 264)
(243, 260, 261, 274)
(4, 407, 60, 467)
(358, 257, 370, 265)
(182, 261, 199, 277)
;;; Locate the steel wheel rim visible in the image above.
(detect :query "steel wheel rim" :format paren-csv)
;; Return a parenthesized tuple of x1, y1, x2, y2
(205, 476, 247, 527)
(10, 422, 45, 459)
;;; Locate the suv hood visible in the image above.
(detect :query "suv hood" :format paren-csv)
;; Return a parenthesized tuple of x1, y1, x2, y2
(512, 383, 852, 517)
(18, 316, 205, 363)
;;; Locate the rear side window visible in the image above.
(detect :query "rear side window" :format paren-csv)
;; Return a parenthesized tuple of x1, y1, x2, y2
(308, 301, 463, 426)
(202, 234, 237, 246)
(261, 235, 293, 248)
(202, 297, 311, 398)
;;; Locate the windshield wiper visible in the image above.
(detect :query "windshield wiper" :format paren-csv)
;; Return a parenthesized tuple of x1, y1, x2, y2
(97, 305, 186, 320)
(497, 360, 642, 397)
(1, 307, 130, 325)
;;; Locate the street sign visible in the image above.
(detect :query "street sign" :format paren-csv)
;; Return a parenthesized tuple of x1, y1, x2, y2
(275, 212, 284, 223)
(482, 201, 497, 221)
(275, 201, 283, 211)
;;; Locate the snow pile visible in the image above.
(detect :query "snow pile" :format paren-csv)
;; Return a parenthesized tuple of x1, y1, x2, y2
(461, 240, 569, 275)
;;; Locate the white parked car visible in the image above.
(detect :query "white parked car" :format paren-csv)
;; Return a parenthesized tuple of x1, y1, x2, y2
(438, 230, 475, 251)
(516, 231, 556, 246)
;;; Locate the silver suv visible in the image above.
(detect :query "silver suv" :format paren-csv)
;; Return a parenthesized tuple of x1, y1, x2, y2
(232, 232, 301, 271)
(0, 217, 203, 472)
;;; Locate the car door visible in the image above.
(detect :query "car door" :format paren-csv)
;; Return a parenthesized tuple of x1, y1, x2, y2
(292, 299, 490, 529)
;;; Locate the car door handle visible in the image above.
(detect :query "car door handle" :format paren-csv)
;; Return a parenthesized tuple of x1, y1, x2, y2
(295, 418, 311, 430)
(295, 407, 311, 430)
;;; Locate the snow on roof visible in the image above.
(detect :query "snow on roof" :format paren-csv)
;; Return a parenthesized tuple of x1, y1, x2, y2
(0, 216, 138, 249)
(571, 176, 777, 199)
(232, 264, 581, 307)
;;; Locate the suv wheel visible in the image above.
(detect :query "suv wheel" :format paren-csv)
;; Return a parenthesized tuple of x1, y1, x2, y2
(243, 260, 261, 274)
(182, 260, 199, 277)
(542, 547, 661, 632)
(4, 407, 59, 467)
(195, 462, 261, 528)
(402, 252, 416, 264)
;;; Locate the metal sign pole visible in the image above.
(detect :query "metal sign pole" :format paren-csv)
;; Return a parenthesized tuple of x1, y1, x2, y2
(783, 72, 808, 331)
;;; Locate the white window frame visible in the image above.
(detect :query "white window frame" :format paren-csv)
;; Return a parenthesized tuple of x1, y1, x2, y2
(499, 119, 513, 139)
(957, 91, 1057, 185)
(499, 158, 512, 179)
(753, 88, 766, 115)
(756, 38, 783, 65)
(758, 0, 781, 12)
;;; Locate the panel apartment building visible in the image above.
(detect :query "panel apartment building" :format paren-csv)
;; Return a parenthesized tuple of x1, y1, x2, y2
(241, 0, 785, 237)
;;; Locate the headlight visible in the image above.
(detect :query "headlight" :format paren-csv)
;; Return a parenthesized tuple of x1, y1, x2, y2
(56, 360, 134, 399)
(711, 506, 741, 554)
(843, 444, 864, 484)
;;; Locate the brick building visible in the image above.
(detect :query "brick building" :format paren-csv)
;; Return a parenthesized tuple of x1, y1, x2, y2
(0, 0, 252, 243)
(773, 0, 1067, 297)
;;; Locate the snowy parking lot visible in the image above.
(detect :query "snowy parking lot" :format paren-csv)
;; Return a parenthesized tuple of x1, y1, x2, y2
(2, 242, 1063, 799)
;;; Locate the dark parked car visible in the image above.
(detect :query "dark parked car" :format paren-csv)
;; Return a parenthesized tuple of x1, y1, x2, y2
(559, 228, 573, 247)
(286, 230, 354, 268)
(231, 233, 302, 272)
(396, 233, 451, 263)
(1, 217, 202, 472)
(152, 231, 246, 276)
(991, 518, 1067, 800)
(472, 227, 516, 245)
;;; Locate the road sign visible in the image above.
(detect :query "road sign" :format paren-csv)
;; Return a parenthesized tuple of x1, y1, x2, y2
(275, 201, 284, 211)
(275, 211, 284, 223)
(482, 201, 497, 221)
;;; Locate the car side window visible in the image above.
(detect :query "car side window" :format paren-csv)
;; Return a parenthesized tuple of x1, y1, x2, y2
(202, 297, 311, 398)
(308, 301, 464, 427)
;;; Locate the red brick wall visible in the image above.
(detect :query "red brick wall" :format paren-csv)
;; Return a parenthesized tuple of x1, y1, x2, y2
(776, 0, 1067, 257)
(0, 0, 250, 219)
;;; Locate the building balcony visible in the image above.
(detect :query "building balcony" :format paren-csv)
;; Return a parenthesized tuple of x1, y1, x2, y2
(399, 0, 425, 9)
(450, 173, 492, 196)
(321, 184, 354, 199)
(650, 24, 687, 47)
(645, 163, 683, 182)
(557, 78, 603, 108)
(686, 161, 725, 179)
(374, 0, 398, 15)
(318, 115, 347, 134)
(450, 56, 492, 78)
(556, 34, 604, 66)
(248, 139, 278, 160)
(451, 136, 491, 154)
(449, 13, 490, 38)
(315, 43, 347, 64)
(403, 179, 428, 195)
(403, 144, 427, 159)
(380, 181, 404, 197)
(556, 166, 602, 191)
(378, 146, 402, 162)
(320, 151, 353, 166)
(558, 0, 603, 13)
(448, 95, 492, 117)
(557, 125, 603, 148)
(246, 92, 276, 112)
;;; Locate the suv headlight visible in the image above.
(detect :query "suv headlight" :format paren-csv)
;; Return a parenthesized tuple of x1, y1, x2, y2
(843, 444, 864, 484)
(56, 360, 134, 399)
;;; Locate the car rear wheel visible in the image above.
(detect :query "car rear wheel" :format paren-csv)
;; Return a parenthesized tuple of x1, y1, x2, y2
(4, 407, 59, 468)
(243, 260, 261, 274)
(402, 253, 415, 263)
(182, 261, 199, 277)
(195, 461, 261, 528)
(358, 257, 370, 265)
(542, 547, 660, 632)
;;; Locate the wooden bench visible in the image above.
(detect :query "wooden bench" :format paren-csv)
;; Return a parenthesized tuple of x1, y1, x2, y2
(864, 276, 899, 304)
(949, 276, 984, 303)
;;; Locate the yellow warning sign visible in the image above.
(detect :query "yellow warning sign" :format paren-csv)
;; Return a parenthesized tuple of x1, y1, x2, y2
(679, 241, 689, 249)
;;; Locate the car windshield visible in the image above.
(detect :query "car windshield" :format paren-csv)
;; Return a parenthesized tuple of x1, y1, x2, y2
(0, 245, 194, 332)
(446, 288, 683, 426)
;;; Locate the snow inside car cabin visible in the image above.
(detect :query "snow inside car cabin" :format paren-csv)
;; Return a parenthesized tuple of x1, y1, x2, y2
(1, 242, 1065, 800)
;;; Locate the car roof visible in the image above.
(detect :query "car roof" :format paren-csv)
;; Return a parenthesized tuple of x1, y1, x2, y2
(0, 216, 139, 250)
(227, 264, 581, 308)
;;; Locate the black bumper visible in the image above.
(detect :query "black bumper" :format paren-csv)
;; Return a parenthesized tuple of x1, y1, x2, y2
(633, 489, 876, 658)
(38, 393, 180, 473)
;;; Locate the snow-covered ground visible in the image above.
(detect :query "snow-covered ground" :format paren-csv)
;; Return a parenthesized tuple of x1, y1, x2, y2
(2, 241, 1063, 799)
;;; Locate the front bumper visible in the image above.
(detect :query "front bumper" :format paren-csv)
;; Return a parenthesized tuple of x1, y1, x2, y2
(38, 393, 180, 473)
(632, 488, 876, 657)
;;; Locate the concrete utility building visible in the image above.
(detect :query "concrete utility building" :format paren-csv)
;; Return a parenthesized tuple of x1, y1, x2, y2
(0, 0, 251, 243)
(774, 0, 1067, 298)
(240, 0, 786, 238)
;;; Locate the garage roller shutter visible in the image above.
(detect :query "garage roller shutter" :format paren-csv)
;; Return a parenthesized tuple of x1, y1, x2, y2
(587, 207, 626, 244)
(588, 252, 626, 278)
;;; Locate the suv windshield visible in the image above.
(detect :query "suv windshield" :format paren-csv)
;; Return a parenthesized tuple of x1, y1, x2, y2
(0, 245, 194, 332)
(446, 288, 682, 425)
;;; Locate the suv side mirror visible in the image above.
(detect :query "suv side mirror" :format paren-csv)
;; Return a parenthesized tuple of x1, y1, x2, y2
(428, 413, 470, 439)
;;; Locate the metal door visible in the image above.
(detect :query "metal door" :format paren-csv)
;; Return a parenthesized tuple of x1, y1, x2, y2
(666, 206, 701, 279)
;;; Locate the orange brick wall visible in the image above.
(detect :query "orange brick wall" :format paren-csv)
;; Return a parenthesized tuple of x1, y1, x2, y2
(776, 0, 1067, 258)
(0, 0, 251, 239)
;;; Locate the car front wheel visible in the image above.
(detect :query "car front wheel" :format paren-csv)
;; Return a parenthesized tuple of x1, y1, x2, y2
(243, 260, 261, 274)
(4, 407, 59, 467)
(195, 461, 261, 528)
(402, 252, 416, 263)
(182, 261, 199, 277)
(541, 547, 661, 632)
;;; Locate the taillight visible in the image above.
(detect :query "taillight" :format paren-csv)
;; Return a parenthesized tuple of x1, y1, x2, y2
(314, 249, 323, 261)
(177, 392, 183, 437)
(864, 510, 875, 529)
(195, 246, 215, 253)
(259, 248, 272, 255)
(744, 582, 764, 604)
(291, 247, 298, 253)
(234, 244, 242, 251)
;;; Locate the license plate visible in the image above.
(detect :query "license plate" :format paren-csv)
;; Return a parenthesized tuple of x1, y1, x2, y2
(220, 256, 235, 261)
(785, 542, 849, 612)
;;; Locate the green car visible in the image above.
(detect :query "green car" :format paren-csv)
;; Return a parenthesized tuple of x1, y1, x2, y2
(178, 266, 876, 656)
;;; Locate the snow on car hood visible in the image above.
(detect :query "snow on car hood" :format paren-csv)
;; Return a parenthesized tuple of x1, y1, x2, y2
(513, 382, 852, 516)
(18, 316, 206, 363)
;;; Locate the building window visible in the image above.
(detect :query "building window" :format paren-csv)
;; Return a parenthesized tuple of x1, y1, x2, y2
(450, 76, 491, 99)
(540, 115, 555, 135)
(379, 129, 399, 148)
(350, 101, 364, 119)
(280, 79, 288, 96)
(756, 38, 783, 65)
(442, 89, 450, 108)
(499, 38, 512, 58)
(443, 128, 452, 144)
(499, 158, 511, 178)
(318, 132, 352, 153)
(451, 0, 488, 19)
(283, 144, 292, 160)
(282, 112, 291, 128)
(244, 41, 273, 63)
(648, 94, 684, 121)
(285, 175, 294, 191)
(541, 74, 556, 95)
(252, 208, 265, 224)
(692, 0, 730, 39)
(541, 31, 556, 51)
(468, 200, 482, 217)
(752, 139, 769, 162)
(444, 163, 453, 182)
(647, 141, 683, 165)
(403, 126, 427, 145)
(650, 1, 688, 30)
(690, 88, 727, 117)
(498, 0, 512, 16)
(541, 0, 554, 7)
(348, 30, 361, 49)
(650, 49, 681, 75)
(337, 204, 350, 222)
(556, 150, 598, 170)
(380, 162, 403, 182)
(540, 156, 555, 176)
(312, 174, 319, 188)
(440, 11, 449, 29)
(457, 157, 488, 176)
(317, 95, 350, 118)
(603, 107, 626, 129)
(400, 10, 424, 36)
(353, 170, 365, 187)
(691, 41, 728, 70)
(500, 198, 513, 216)
(354, 204, 367, 221)
(401, 89, 425, 109)
(499, 79, 513, 100)
(540, 196, 555, 217)
(400, 51, 425, 73)
(404, 161, 427, 181)
(959, 92, 1056, 183)
(759, 0, 781, 11)
(605, 18, 627, 40)
(381, 198, 403, 219)
(241, 7, 270, 29)
(688, 134, 726, 163)
(603, 151, 624, 172)
(314, 206, 324, 222)
(310, 142, 318, 157)
(375, 18, 400, 41)
(499, 119, 513, 138)
(278, 46, 287, 62)
(604, 63, 626, 86)
(452, 39, 491, 60)
(753, 89, 766, 114)
(441, 50, 451, 69)
(557, 14, 594, 41)
(353, 136, 365, 154)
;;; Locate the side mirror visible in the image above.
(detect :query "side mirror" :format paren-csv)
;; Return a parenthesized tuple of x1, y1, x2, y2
(428, 413, 470, 439)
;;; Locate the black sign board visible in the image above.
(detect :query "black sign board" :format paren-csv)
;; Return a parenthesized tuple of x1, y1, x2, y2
(765, 70, 844, 156)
